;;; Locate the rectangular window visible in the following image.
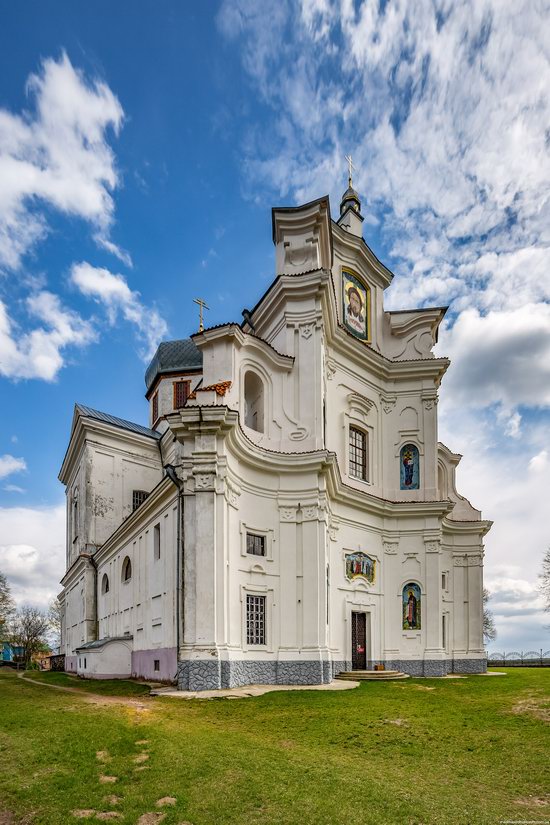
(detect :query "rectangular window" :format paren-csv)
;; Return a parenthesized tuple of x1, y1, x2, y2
(246, 532, 265, 556)
(246, 595, 266, 645)
(173, 380, 191, 409)
(442, 572, 447, 590)
(442, 614, 447, 649)
(154, 659, 160, 672)
(154, 524, 161, 561)
(349, 426, 368, 480)
(152, 392, 158, 423)
(132, 490, 149, 512)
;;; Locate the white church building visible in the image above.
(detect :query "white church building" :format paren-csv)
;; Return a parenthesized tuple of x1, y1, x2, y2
(59, 178, 491, 690)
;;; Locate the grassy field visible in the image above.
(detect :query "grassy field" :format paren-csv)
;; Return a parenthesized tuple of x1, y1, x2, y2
(0, 668, 548, 825)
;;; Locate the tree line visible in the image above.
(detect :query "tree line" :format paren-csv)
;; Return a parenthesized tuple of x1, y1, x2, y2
(0, 571, 61, 666)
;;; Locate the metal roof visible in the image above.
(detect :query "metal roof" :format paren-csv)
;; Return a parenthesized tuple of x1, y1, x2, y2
(144, 338, 203, 392)
(76, 636, 133, 651)
(74, 404, 160, 440)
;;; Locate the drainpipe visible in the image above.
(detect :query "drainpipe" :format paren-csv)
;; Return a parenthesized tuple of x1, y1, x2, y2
(88, 552, 99, 642)
(164, 464, 184, 676)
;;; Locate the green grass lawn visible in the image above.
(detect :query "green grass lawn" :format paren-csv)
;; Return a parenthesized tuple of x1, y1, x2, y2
(22, 670, 152, 696)
(0, 668, 548, 825)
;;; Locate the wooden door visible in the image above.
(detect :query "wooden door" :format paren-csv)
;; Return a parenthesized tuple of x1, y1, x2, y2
(351, 611, 367, 670)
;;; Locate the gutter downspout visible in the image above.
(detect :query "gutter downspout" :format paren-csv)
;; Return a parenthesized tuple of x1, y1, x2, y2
(88, 552, 99, 642)
(164, 464, 184, 681)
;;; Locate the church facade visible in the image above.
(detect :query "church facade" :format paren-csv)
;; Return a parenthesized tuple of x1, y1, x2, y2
(59, 181, 491, 690)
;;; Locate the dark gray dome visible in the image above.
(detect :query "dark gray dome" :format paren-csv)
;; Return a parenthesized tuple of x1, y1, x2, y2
(145, 338, 203, 392)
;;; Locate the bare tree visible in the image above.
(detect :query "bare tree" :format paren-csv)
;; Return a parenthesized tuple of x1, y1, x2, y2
(539, 547, 550, 615)
(48, 597, 63, 651)
(9, 606, 50, 665)
(483, 587, 497, 643)
(0, 571, 15, 634)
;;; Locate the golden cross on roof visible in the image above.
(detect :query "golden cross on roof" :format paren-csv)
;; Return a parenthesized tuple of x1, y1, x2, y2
(193, 297, 209, 332)
(345, 154, 355, 186)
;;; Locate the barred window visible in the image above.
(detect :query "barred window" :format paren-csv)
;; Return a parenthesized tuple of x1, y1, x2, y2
(246, 532, 265, 556)
(132, 490, 149, 511)
(152, 391, 158, 423)
(246, 595, 266, 645)
(173, 380, 191, 409)
(349, 426, 368, 480)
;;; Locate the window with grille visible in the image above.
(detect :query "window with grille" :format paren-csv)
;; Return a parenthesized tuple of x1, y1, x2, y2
(173, 380, 191, 409)
(246, 595, 266, 645)
(246, 532, 266, 556)
(132, 490, 149, 511)
(154, 523, 161, 561)
(152, 392, 158, 423)
(154, 659, 160, 672)
(349, 426, 368, 480)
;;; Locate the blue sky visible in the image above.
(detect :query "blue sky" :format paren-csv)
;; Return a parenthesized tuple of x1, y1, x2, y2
(1, 0, 549, 652)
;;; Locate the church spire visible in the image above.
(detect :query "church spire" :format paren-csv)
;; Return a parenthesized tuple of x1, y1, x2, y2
(338, 154, 364, 236)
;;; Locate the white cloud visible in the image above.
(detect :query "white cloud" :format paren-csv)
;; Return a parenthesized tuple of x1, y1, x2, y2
(0, 454, 26, 480)
(0, 52, 125, 270)
(437, 304, 550, 410)
(3, 485, 25, 494)
(0, 503, 65, 609)
(0, 292, 96, 381)
(70, 261, 168, 361)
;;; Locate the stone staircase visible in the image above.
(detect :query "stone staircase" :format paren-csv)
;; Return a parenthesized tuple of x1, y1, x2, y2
(336, 669, 410, 682)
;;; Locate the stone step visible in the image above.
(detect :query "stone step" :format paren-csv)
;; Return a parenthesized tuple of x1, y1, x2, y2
(336, 670, 410, 681)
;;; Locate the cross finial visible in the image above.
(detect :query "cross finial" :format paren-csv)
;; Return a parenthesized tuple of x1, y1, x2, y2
(193, 297, 209, 332)
(345, 154, 355, 186)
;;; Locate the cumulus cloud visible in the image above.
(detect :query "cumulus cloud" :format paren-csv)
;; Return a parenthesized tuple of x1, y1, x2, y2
(0, 51, 126, 270)
(438, 304, 550, 410)
(0, 455, 26, 479)
(70, 262, 168, 361)
(0, 503, 65, 609)
(0, 292, 96, 381)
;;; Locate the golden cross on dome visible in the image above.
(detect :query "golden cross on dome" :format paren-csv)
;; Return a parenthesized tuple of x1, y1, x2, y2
(345, 154, 355, 186)
(193, 297, 209, 332)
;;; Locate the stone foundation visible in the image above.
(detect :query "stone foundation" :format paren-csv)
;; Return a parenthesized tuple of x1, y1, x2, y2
(177, 659, 341, 691)
(176, 656, 486, 690)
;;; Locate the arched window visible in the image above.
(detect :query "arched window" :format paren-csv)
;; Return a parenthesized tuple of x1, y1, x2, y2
(122, 556, 132, 582)
(402, 583, 421, 630)
(101, 573, 109, 594)
(244, 371, 264, 433)
(400, 443, 419, 490)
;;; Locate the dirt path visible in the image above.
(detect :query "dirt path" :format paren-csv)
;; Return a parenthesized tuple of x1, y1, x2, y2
(17, 672, 153, 710)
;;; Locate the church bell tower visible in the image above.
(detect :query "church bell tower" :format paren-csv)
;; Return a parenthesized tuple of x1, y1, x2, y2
(338, 155, 364, 238)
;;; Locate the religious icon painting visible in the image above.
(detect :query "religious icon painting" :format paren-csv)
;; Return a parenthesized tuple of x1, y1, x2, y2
(342, 269, 369, 341)
(403, 583, 421, 630)
(345, 551, 375, 584)
(400, 443, 420, 490)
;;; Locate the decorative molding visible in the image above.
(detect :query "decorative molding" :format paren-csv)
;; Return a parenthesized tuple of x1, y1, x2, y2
(279, 506, 297, 523)
(422, 395, 439, 411)
(326, 359, 337, 381)
(300, 322, 315, 340)
(424, 539, 441, 554)
(347, 392, 374, 420)
(302, 505, 318, 521)
(224, 480, 241, 509)
(194, 473, 215, 491)
(453, 554, 483, 567)
(381, 395, 397, 414)
(383, 541, 399, 555)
